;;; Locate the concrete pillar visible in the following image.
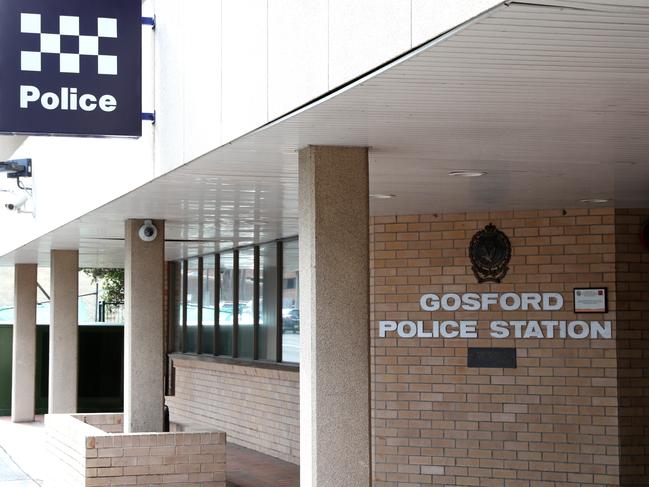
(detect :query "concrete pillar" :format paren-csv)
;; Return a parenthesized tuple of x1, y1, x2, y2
(49, 250, 78, 414)
(298, 146, 371, 487)
(11, 264, 37, 422)
(124, 219, 165, 433)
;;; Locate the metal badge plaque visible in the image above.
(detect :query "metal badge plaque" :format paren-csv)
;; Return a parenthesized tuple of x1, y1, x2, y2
(469, 223, 512, 283)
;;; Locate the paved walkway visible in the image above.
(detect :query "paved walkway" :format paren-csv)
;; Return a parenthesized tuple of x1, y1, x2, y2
(0, 418, 44, 487)
(0, 446, 38, 487)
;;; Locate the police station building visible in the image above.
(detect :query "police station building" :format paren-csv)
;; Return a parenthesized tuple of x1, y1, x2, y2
(0, 0, 648, 486)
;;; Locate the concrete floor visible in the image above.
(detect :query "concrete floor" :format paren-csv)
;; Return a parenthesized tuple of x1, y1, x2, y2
(0, 417, 44, 486)
(0, 416, 299, 487)
(0, 447, 38, 487)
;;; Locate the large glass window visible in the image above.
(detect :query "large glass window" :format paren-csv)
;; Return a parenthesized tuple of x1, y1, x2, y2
(171, 237, 299, 364)
(238, 248, 255, 359)
(202, 255, 216, 354)
(282, 240, 300, 363)
(219, 252, 234, 356)
(259, 243, 278, 361)
(186, 258, 200, 354)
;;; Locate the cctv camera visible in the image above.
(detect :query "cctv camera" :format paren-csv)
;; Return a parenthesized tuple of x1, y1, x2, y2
(3, 192, 28, 211)
(138, 219, 158, 242)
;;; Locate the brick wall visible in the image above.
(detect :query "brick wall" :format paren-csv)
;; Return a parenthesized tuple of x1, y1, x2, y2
(166, 355, 300, 464)
(45, 413, 226, 486)
(615, 209, 649, 486)
(76, 412, 124, 433)
(370, 209, 620, 486)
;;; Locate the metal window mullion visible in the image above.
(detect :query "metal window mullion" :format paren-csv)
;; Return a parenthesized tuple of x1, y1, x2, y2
(181, 260, 188, 353)
(214, 253, 220, 356)
(197, 257, 203, 354)
(253, 246, 260, 360)
(232, 249, 239, 358)
(276, 240, 283, 363)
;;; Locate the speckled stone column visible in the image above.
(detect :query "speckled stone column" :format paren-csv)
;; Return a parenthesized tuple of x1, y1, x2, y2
(49, 250, 78, 414)
(124, 219, 165, 433)
(12, 263, 37, 422)
(298, 146, 371, 487)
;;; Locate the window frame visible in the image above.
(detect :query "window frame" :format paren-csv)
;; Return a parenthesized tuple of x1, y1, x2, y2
(169, 236, 298, 367)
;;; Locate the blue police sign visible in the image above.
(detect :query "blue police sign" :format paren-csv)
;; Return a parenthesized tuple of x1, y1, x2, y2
(0, 0, 142, 137)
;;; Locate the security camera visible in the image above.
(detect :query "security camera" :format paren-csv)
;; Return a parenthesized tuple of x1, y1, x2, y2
(4, 192, 28, 211)
(138, 219, 158, 242)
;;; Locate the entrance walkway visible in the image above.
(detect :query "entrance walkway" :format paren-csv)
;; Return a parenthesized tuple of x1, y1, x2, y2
(0, 447, 38, 487)
(0, 417, 299, 487)
(227, 444, 299, 487)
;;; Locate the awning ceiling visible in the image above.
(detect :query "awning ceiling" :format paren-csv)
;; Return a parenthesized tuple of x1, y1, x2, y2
(2, 0, 649, 266)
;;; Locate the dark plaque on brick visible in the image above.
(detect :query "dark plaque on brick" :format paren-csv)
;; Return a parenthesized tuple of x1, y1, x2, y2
(467, 348, 516, 368)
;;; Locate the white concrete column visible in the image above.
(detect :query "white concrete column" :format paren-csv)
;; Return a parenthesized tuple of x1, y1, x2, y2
(11, 264, 37, 422)
(49, 250, 79, 414)
(124, 219, 165, 433)
(298, 146, 371, 487)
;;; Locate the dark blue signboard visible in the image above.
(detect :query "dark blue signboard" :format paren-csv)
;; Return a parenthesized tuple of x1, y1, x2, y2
(0, 0, 142, 137)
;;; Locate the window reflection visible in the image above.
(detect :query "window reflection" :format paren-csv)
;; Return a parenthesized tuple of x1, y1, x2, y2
(202, 255, 216, 354)
(238, 248, 255, 359)
(186, 258, 199, 354)
(173, 238, 299, 363)
(219, 252, 234, 356)
(259, 243, 277, 361)
(282, 240, 299, 363)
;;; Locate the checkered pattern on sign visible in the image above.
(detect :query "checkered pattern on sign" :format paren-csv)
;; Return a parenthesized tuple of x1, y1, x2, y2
(20, 13, 118, 75)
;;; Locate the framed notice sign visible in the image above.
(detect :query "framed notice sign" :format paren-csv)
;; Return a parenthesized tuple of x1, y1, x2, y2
(0, 0, 142, 137)
(574, 288, 607, 313)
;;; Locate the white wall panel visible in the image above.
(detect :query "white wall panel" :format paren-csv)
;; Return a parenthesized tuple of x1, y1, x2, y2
(182, 0, 223, 162)
(268, 0, 328, 120)
(328, 0, 411, 89)
(154, 0, 185, 173)
(221, 0, 268, 143)
(412, 0, 501, 46)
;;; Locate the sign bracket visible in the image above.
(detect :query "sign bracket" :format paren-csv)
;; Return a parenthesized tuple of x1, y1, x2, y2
(141, 16, 156, 29)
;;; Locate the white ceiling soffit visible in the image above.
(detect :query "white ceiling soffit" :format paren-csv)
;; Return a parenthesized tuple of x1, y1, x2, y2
(2, 0, 649, 267)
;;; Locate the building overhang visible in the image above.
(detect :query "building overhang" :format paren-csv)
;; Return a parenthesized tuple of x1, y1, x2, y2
(2, 0, 648, 266)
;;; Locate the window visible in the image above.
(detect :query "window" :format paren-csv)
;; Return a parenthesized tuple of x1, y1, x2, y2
(282, 240, 299, 363)
(186, 258, 200, 354)
(238, 248, 255, 359)
(219, 251, 234, 356)
(202, 255, 216, 354)
(259, 243, 278, 361)
(170, 237, 298, 364)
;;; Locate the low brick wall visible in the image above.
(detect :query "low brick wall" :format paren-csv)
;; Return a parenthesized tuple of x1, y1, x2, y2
(45, 413, 226, 487)
(167, 355, 300, 464)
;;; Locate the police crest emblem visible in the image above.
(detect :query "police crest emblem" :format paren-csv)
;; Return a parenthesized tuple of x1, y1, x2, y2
(469, 223, 511, 283)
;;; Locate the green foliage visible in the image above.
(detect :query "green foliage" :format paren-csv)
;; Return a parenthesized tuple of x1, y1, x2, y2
(82, 268, 124, 304)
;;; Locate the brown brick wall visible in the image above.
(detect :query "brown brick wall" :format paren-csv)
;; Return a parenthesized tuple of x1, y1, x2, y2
(166, 355, 299, 465)
(615, 209, 649, 486)
(371, 209, 620, 486)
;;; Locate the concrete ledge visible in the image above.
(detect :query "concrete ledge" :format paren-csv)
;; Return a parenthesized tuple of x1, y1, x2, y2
(45, 413, 226, 487)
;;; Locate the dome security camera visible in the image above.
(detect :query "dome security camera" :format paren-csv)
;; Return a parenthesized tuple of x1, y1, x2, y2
(138, 219, 158, 242)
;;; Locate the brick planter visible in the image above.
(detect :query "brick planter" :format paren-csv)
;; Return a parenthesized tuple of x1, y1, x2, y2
(45, 413, 226, 487)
